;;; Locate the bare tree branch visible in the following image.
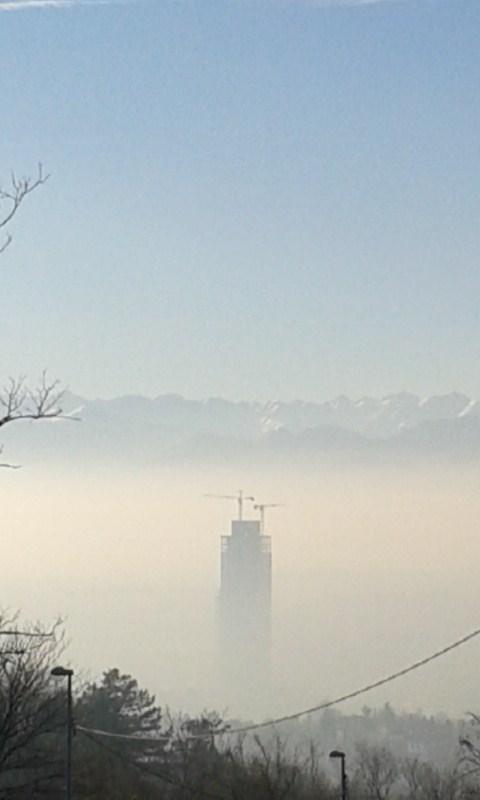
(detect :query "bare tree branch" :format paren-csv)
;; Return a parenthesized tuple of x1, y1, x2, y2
(0, 372, 80, 467)
(0, 372, 80, 433)
(0, 443, 21, 470)
(0, 613, 66, 796)
(0, 164, 49, 255)
(0, 165, 75, 473)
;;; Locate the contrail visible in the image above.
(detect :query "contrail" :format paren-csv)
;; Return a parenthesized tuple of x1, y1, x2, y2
(0, 0, 123, 10)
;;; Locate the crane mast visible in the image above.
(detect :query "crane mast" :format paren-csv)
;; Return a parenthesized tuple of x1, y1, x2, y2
(205, 490, 255, 521)
(253, 502, 284, 534)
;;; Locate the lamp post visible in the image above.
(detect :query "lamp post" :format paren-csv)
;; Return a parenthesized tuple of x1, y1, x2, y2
(329, 749, 347, 800)
(51, 666, 74, 800)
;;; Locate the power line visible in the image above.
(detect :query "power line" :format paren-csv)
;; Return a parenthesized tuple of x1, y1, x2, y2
(77, 621, 480, 742)
(78, 722, 480, 800)
(76, 725, 170, 743)
(78, 728, 225, 800)
(220, 624, 480, 737)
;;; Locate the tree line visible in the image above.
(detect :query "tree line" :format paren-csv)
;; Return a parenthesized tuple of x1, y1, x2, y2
(1, 614, 480, 800)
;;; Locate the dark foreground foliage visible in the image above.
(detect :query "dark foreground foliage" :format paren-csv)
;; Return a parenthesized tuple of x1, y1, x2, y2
(1, 626, 479, 800)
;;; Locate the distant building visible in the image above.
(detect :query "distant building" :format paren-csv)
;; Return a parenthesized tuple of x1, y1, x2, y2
(218, 518, 272, 699)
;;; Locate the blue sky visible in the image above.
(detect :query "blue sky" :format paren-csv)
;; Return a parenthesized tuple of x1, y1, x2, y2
(1, 0, 479, 401)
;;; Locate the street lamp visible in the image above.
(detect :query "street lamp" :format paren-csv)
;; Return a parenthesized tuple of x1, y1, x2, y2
(51, 666, 74, 800)
(330, 749, 348, 800)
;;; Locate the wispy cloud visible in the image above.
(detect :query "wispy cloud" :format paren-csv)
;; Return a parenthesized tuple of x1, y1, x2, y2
(271, 0, 430, 6)
(296, 0, 419, 5)
(0, 0, 117, 10)
(0, 0, 431, 9)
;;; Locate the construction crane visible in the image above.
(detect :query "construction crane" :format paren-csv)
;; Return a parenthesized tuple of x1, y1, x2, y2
(253, 503, 284, 534)
(205, 490, 255, 521)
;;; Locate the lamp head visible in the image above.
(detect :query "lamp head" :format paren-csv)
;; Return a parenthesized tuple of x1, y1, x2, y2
(51, 666, 74, 677)
(329, 750, 345, 759)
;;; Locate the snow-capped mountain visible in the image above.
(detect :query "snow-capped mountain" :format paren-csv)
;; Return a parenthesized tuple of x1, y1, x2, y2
(4, 391, 480, 464)
(260, 392, 475, 438)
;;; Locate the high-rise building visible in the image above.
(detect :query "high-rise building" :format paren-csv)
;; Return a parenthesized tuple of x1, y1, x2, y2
(218, 511, 272, 697)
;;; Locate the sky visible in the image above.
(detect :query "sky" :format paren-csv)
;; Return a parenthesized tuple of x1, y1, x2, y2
(1, 0, 480, 401)
(3, 0, 480, 722)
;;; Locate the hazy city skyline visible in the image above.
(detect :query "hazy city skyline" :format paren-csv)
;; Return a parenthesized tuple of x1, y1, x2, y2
(2, 0, 480, 764)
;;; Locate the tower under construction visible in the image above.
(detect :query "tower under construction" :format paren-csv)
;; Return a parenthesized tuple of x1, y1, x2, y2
(210, 491, 275, 698)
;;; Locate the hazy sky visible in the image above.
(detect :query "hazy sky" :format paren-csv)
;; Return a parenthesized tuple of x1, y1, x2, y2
(2, 0, 479, 400)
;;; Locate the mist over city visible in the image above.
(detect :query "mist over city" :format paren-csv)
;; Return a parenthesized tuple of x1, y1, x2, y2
(2, 0, 480, 796)
(3, 392, 480, 719)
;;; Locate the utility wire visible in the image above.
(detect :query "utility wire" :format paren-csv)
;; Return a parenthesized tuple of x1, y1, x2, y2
(221, 624, 480, 737)
(77, 622, 480, 742)
(78, 722, 480, 800)
(76, 725, 170, 742)
(78, 728, 226, 800)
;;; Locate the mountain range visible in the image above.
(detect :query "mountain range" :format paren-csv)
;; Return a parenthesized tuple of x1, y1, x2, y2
(4, 390, 480, 465)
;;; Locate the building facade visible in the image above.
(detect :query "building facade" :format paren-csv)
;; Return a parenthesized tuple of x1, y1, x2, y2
(218, 518, 272, 699)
